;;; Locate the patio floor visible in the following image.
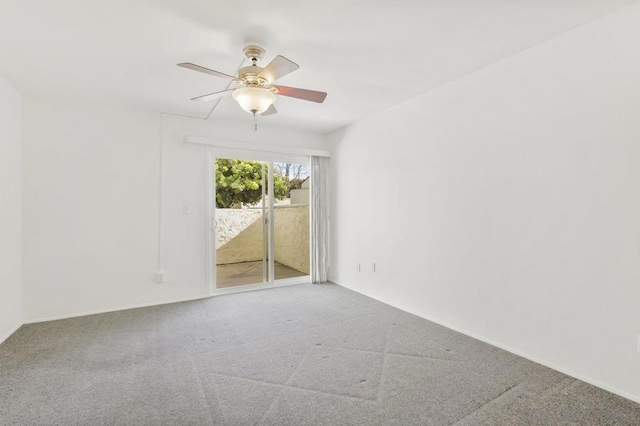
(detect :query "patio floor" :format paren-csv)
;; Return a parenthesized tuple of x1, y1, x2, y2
(216, 260, 308, 288)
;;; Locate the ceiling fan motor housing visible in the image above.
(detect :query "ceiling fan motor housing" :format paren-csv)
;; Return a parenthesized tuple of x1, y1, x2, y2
(240, 44, 269, 86)
(238, 65, 265, 84)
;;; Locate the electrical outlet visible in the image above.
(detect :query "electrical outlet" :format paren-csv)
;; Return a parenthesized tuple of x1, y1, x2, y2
(156, 271, 165, 283)
(357, 263, 361, 272)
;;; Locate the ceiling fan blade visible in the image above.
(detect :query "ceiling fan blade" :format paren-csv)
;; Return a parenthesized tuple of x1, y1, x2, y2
(272, 85, 327, 103)
(191, 89, 234, 102)
(261, 104, 277, 116)
(257, 55, 299, 83)
(178, 62, 236, 81)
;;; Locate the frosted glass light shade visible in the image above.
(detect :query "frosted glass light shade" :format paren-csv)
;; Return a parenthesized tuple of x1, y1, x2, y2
(232, 87, 276, 114)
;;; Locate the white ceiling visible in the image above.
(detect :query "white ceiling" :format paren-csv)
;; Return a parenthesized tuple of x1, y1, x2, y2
(0, 0, 637, 134)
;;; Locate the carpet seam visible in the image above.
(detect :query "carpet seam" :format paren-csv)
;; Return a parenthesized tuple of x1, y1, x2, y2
(392, 321, 464, 357)
(254, 386, 285, 426)
(209, 372, 381, 403)
(189, 356, 220, 425)
(375, 324, 392, 402)
(448, 381, 527, 426)
(284, 346, 315, 386)
(537, 377, 578, 401)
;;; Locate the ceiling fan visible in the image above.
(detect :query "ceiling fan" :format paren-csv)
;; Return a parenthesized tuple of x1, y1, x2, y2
(178, 45, 327, 119)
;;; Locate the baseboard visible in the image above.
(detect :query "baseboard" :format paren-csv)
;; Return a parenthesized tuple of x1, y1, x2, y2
(23, 294, 211, 324)
(331, 280, 640, 405)
(24, 279, 311, 324)
(0, 323, 22, 345)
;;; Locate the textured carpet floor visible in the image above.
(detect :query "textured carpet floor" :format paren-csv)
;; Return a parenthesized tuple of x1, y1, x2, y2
(1, 283, 639, 425)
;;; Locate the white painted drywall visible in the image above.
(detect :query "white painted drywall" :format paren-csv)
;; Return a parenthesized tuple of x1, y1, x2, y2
(0, 75, 22, 343)
(22, 98, 163, 321)
(329, 5, 640, 402)
(21, 99, 328, 322)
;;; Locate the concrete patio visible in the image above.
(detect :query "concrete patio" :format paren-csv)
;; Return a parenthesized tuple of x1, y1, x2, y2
(216, 260, 308, 288)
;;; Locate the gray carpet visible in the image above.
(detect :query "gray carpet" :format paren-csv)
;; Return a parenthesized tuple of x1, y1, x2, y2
(1, 283, 639, 425)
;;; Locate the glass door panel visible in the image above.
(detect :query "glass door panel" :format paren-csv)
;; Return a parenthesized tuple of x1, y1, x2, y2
(214, 158, 268, 288)
(272, 161, 310, 281)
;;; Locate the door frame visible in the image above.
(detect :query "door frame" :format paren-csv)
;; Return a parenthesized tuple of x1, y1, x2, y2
(206, 148, 312, 296)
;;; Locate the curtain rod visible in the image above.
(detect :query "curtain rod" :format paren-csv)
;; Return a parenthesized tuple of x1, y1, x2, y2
(183, 135, 331, 158)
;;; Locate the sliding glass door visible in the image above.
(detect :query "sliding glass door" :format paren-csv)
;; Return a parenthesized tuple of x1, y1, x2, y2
(211, 155, 310, 290)
(273, 162, 310, 281)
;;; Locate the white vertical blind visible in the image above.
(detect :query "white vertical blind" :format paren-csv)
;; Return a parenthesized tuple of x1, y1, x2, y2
(310, 156, 330, 283)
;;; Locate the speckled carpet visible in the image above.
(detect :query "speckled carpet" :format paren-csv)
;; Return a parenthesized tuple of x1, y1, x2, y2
(1, 283, 639, 425)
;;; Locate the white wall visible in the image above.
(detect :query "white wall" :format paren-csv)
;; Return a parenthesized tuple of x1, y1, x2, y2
(21, 99, 328, 322)
(0, 75, 22, 343)
(329, 5, 640, 402)
(22, 98, 163, 321)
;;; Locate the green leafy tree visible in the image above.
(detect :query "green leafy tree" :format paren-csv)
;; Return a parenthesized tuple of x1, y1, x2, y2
(215, 159, 287, 208)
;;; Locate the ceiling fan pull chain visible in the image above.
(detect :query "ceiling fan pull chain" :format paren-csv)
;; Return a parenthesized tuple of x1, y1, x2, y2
(253, 111, 258, 132)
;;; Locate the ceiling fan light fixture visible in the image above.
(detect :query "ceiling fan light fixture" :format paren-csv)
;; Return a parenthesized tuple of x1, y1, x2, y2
(232, 87, 276, 114)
